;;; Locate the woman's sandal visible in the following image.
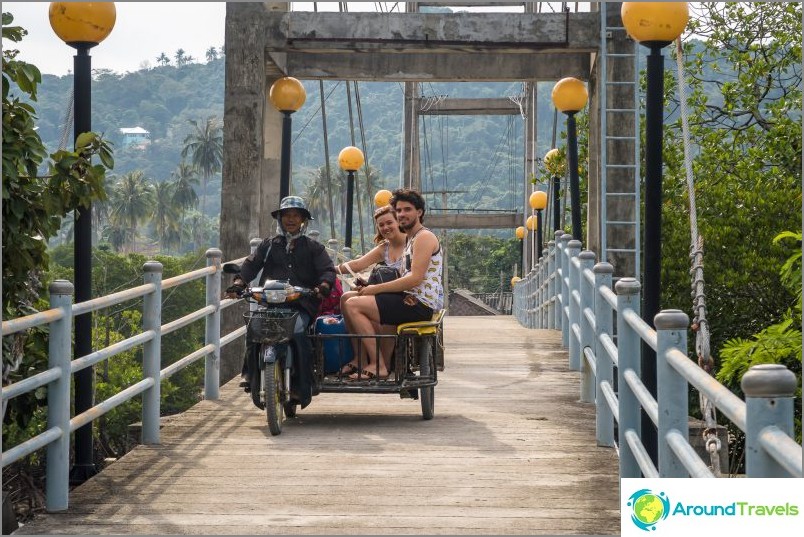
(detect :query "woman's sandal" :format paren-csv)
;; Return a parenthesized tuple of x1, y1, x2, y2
(339, 363, 359, 376)
(348, 369, 389, 381)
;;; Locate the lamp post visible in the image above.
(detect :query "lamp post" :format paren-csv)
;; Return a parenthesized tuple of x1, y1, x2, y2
(544, 148, 563, 232)
(515, 226, 525, 268)
(551, 78, 588, 243)
(529, 191, 548, 261)
(269, 76, 306, 199)
(49, 1, 116, 483)
(622, 1, 689, 465)
(526, 215, 538, 270)
(338, 146, 365, 249)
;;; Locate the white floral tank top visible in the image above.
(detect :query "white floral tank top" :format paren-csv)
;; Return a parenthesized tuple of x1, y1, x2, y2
(402, 229, 444, 311)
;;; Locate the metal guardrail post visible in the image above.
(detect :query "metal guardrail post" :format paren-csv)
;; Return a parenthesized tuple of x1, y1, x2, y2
(578, 250, 596, 400)
(142, 261, 163, 445)
(741, 364, 798, 477)
(205, 248, 222, 400)
(567, 239, 582, 371)
(616, 278, 642, 478)
(546, 240, 556, 330)
(327, 238, 339, 266)
(45, 280, 74, 512)
(655, 309, 690, 477)
(540, 253, 547, 328)
(559, 233, 572, 346)
(593, 262, 615, 447)
(529, 268, 537, 329)
(554, 231, 565, 330)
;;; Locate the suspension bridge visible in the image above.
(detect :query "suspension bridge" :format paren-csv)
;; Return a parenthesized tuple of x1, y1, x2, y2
(2, 3, 802, 535)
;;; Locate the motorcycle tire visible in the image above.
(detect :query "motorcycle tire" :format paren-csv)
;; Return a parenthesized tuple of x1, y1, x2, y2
(262, 350, 284, 436)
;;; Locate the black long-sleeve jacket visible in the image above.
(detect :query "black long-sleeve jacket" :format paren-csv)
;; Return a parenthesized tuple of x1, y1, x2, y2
(240, 235, 337, 321)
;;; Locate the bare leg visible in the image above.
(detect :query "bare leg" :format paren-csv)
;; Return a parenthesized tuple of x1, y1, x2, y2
(377, 324, 397, 377)
(341, 295, 389, 377)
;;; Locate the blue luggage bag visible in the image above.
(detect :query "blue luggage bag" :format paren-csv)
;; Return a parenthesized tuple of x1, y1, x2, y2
(314, 315, 354, 373)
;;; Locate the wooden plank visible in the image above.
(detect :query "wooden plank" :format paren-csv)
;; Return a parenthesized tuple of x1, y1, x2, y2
(15, 317, 620, 535)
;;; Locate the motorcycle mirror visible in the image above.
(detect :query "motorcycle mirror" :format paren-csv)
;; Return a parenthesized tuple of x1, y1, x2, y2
(222, 263, 241, 274)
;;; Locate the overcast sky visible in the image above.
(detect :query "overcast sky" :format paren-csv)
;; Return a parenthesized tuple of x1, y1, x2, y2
(3, 2, 585, 76)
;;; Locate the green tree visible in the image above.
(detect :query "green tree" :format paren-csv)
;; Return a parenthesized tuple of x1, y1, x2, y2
(107, 170, 155, 252)
(2, 9, 112, 440)
(205, 46, 218, 62)
(151, 181, 181, 253)
(170, 160, 200, 213)
(156, 52, 170, 66)
(662, 2, 802, 361)
(181, 116, 223, 215)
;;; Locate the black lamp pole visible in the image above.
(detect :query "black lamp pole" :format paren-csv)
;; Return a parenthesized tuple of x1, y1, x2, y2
(552, 174, 561, 232)
(641, 43, 667, 466)
(344, 170, 355, 249)
(71, 42, 97, 482)
(566, 112, 582, 243)
(279, 111, 292, 199)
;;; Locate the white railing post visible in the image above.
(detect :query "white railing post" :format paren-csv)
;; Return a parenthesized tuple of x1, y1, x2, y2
(45, 280, 73, 512)
(655, 309, 690, 477)
(559, 233, 572, 347)
(205, 248, 222, 400)
(142, 261, 163, 445)
(546, 240, 556, 330)
(567, 239, 582, 371)
(555, 231, 566, 331)
(593, 262, 615, 447)
(741, 364, 798, 477)
(616, 278, 642, 478)
(578, 250, 596, 401)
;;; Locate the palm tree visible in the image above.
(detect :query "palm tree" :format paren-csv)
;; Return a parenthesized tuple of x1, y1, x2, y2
(174, 48, 186, 67)
(151, 182, 181, 253)
(170, 161, 200, 215)
(181, 117, 223, 215)
(205, 47, 218, 62)
(156, 52, 170, 66)
(108, 171, 155, 253)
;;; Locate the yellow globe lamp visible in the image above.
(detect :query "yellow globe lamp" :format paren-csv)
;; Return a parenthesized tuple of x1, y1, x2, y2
(526, 215, 538, 232)
(49, 2, 116, 46)
(515, 226, 525, 240)
(621, 2, 689, 45)
(511, 276, 521, 287)
(529, 191, 548, 211)
(269, 77, 307, 112)
(544, 148, 560, 167)
(338, 146, 365, 172)
(374, 189, 393, 207)
(551, 77, 588, 114)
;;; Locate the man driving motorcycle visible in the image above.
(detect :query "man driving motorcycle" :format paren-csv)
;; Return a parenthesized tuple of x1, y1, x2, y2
(226, 196, 336, 409)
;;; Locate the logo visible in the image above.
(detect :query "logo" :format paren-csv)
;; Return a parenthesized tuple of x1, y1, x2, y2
(628, 489, 671, 531)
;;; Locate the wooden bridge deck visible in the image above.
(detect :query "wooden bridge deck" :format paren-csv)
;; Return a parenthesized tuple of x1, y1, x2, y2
(15, 316, 620, 535)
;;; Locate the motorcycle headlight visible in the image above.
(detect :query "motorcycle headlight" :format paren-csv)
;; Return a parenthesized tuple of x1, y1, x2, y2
(263, 289, 288, 303)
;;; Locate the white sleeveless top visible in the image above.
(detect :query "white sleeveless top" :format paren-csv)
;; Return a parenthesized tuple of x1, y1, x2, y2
(382, 241, 405, 273)
(402, 229, 444, 311)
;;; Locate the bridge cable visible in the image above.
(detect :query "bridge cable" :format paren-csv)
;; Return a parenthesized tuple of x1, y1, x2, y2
(313, 2, 337, 239)
(340, 2, 367, 253)
(353, 80, 377, 254)
(674, 36, 723, 477)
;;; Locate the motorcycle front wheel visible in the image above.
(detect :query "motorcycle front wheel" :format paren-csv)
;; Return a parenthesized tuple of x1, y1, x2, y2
(262, 349, 284, 436)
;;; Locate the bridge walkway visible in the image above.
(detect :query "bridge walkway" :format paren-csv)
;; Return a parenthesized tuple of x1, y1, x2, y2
(15, 316, 620, 535)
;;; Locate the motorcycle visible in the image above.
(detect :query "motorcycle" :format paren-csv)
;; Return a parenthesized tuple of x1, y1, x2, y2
(223, 262, 315, 435)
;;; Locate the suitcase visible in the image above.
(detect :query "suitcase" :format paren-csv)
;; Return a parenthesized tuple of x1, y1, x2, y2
(314, 315, 354, 373)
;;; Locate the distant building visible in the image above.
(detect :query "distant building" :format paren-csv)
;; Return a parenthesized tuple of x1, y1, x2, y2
(119, 127, 151, 148)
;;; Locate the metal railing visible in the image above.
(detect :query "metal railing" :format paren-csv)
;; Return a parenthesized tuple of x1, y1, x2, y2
(1, 248, 250, 511)
(513, 230, 803, 479)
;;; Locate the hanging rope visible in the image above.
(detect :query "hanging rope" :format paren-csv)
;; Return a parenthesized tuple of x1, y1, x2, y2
(674, 37, 723, 477)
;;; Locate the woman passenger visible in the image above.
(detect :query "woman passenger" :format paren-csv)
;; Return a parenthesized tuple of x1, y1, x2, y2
(334, 205, 406, 377)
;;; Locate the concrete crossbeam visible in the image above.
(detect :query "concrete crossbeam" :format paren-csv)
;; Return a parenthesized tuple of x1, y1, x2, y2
(283, 52, 591, 81)
(266, 12, 599, 53)
(426, 213, 524, 229)
(418, 98, 521, 115)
